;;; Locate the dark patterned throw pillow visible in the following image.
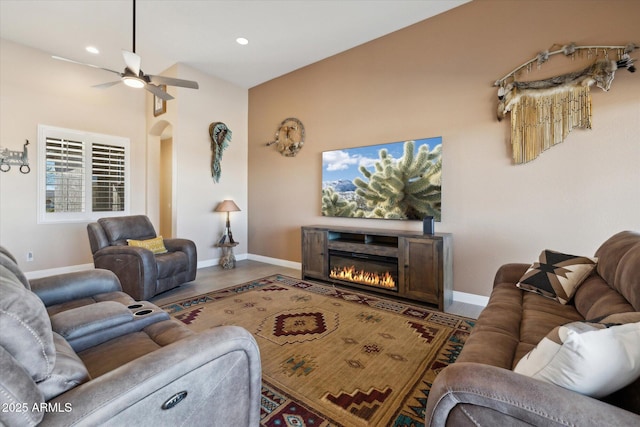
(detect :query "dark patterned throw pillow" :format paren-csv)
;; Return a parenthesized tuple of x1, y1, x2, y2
(516, 249, 597, 304)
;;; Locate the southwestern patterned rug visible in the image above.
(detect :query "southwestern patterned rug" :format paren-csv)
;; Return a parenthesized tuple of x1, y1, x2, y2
(161, 275, 475, 427)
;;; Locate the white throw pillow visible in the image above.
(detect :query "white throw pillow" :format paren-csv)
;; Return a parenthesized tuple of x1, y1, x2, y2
(514, 321, 640, 398)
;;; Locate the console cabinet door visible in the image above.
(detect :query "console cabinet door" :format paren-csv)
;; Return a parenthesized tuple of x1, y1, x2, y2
(400, 237, 442, 308)
(301, 228, 326, 279)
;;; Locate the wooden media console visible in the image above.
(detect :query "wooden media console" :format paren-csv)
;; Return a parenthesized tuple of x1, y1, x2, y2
(301, 225, 452, 311)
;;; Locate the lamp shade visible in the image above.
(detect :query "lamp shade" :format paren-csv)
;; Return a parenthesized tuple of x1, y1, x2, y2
(215, 200, 241, 212)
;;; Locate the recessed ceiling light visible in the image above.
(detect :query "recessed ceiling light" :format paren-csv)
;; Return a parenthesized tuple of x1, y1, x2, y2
(86, 46, 99, 54)
(236, 37, 249, 46)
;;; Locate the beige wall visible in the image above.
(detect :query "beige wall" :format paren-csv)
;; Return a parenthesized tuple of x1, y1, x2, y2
(168, 63, 249, 263)
(0, 38, 146, 271)
(0, 39, 248, 272)
(248, 0, 640, 297)
(143, 62, 249, 264)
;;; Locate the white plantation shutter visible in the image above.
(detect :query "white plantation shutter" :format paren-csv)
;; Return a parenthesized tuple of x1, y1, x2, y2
(38, 125, 130, 223)
(45, 137, 85, 213)
(92, 143, 125, 212)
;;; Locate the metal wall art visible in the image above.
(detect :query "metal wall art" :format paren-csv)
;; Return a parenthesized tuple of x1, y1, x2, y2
(266, 117, 305, 157)
(0, 140, 30, 173)
(208, 122, 232, 183)
(495, 43, 637, 164)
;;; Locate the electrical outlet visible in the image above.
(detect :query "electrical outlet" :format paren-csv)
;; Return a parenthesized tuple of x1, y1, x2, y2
(26, 251, 34, 262)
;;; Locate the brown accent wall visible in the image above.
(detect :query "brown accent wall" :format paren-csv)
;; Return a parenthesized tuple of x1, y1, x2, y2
(248, 0, 640, 297)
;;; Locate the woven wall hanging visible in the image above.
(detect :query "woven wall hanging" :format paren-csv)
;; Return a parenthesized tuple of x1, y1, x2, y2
(495, 43, 637, 164)
(209, 122, 232, 183)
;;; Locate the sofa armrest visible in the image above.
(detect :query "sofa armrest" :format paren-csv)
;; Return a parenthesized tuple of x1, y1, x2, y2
(50, 301, 134, 340)
(426, 362, 640, 427)
(30, 269, 123, 307)
(492, 263, 530, 288)
(48, 301, 170, 352)
(163, 238, 195, 254)
(40, 325, 261, 427)
(92, 245, 157, 263)
(92, 246, 158, 300)
(164, 238, 197, 280)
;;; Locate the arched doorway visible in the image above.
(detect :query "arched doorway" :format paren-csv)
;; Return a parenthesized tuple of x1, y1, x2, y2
(159, 135, 173, 237)
(148, 120, 174, 238)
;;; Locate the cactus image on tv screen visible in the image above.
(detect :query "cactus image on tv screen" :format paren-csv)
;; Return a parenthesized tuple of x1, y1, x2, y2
(322, 137, 442, 221)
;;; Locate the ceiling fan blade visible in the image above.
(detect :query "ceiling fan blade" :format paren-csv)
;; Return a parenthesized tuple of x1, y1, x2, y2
(52, 55, 122, 75)
(92, 81, 122, 89)
(122, 50, 141, 75)
(145, 83, 174, 101)
(148, 75, 199, 89)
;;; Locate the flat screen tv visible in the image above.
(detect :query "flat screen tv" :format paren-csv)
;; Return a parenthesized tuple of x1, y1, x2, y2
(322, 137, 442, 221)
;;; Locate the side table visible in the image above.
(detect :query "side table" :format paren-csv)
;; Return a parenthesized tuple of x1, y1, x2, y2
(217, 242, 239, 269)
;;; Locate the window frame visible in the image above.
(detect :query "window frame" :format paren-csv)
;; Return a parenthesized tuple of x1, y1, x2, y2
(37, 124, 131, 224)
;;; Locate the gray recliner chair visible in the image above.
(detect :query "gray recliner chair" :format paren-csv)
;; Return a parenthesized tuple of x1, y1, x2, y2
(87, 215, 197, 300)
(0, 246, 261, 427)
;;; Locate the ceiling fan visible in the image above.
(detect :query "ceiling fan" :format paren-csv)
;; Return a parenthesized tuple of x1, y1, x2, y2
(52, 0, 198, 100)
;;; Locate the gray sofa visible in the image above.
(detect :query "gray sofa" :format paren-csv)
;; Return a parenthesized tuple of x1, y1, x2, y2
(0, 246, 261, 427)
(425, 231, 640, 426)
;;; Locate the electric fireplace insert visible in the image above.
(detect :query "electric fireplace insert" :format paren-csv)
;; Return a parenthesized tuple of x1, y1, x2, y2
(328, 250, 399, 292)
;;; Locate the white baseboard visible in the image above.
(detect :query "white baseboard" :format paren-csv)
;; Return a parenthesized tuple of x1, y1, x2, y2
(247, 253, 302, 270)
(197, 252, 248, 269)
(453, 290, 489, 307)
(24, 263, 93, 280)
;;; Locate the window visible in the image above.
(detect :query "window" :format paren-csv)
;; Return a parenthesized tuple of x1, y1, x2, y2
(38, 125, 130, 223)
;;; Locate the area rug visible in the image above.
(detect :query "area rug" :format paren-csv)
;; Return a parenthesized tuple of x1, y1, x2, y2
(161, 275, 475, 427)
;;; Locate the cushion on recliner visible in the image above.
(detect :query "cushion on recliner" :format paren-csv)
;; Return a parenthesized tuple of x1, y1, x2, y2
(0, 265, 55, 382)
(156, 251, 188, 278)
(1, 265, 92, 402)
(0, 346, 45, 427)
(98, 215, 156, 245)
(128, 236, 168, 254)
(37, 333, 90, 400)
(0, 248, 30, 290)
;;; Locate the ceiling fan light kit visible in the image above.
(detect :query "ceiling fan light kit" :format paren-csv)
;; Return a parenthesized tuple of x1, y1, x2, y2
(122, 76, 145, 89)
(52, 0, 198, 101)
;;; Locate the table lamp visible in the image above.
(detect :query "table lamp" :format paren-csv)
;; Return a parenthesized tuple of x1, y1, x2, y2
(215, 200, 241, 244)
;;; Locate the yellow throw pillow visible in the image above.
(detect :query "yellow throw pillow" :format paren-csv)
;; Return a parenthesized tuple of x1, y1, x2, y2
(127, 236, 168, 254)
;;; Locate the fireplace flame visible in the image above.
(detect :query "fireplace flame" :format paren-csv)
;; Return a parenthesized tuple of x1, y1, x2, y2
(329, 265, 396, 289)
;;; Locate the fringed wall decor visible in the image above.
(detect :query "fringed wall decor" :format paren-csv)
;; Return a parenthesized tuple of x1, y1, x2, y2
(208, 122, 232, 183)
(495, 43, 637, 164)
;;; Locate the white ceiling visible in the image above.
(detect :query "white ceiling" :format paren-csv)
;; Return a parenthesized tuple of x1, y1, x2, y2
(0, 0, 469, 88)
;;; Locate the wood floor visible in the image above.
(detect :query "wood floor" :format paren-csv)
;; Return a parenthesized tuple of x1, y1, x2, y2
(150, 259, 484, 319)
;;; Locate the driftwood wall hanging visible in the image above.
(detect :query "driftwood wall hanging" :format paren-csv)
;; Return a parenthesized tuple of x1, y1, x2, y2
(208, 122, 232, 183)
(495, 43, 637, 164)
